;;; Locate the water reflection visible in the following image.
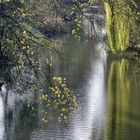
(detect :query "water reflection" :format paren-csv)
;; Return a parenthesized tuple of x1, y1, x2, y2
(106, 59, 140, 140)
(31, 38, 107, 140)
(0, 93, 5, 140)
(68, 52, 106, 140)
(0, 66, 36, 140)
(1, 37, 140, 139)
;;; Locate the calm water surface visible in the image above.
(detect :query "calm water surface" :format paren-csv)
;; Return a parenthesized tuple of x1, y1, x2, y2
(0, 34, 140, 140)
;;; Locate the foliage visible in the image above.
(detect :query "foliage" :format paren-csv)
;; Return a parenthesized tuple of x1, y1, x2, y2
(70, 0, 97, 40)
(104, 1, 129, 52)
(0, 0, 40, 71)
(0, 0, 78, 124)
(104, 0, 140, 53)
(33, 76, 77, 123)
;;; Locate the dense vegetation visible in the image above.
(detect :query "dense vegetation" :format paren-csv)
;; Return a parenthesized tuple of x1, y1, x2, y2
(104, 0, 140, 53)
(0, 0, 78, 123)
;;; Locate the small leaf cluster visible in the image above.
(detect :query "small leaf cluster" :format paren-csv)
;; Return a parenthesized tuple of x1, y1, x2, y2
(34, 76, 78, 123)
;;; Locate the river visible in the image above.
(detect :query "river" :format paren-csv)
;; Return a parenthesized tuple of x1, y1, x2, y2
(0, 18, 140, 140)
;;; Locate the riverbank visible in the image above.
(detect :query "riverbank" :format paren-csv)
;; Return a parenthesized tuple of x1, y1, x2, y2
(34, 15, 69, 37)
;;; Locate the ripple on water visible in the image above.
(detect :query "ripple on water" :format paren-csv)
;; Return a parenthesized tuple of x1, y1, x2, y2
(0, 94, 5, 140)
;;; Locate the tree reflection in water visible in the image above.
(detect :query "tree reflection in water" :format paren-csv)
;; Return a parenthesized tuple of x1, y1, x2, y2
(106, 59, 140, 140)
